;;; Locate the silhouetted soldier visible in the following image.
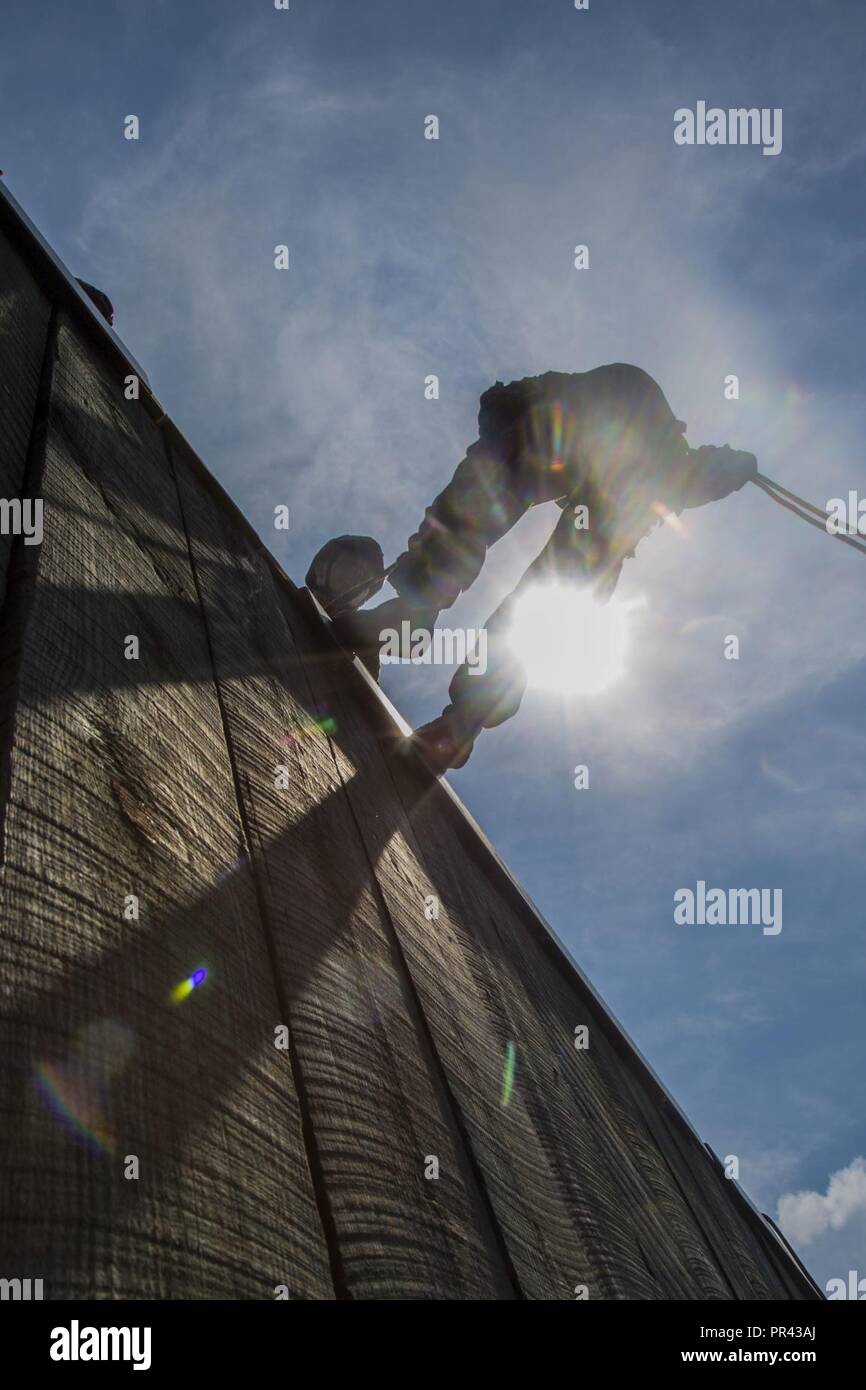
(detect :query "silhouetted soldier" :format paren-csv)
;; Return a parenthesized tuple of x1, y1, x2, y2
(308, 364, 756, 769)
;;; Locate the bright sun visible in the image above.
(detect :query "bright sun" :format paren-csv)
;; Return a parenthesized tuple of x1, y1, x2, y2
(507, 583, 632, 695)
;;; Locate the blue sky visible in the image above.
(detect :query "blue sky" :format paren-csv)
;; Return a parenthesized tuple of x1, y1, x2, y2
(3, 0, 865, 1292)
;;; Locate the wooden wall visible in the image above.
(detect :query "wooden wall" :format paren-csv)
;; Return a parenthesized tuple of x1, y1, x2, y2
(0, 207, 819, 1300)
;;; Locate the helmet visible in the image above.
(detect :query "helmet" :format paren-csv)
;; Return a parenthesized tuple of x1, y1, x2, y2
(305, 535, 386, 614)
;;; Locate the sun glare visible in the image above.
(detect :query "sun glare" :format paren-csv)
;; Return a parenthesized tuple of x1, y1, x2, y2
(508, 584, 633, 695)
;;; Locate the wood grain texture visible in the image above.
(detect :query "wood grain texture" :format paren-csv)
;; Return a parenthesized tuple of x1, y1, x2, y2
(0, 312, 333, 1299)
(171, 437, 517, 1299)
(388, 755, 775, 1299)
(0, 229, 51, 602)
(388, 740, 806, 1300)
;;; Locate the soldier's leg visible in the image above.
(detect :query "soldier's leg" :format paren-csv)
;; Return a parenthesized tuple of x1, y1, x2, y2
(442, 502, 591, 732)
(340, 441, 529, 667)
(414, 505, 612, 767)
(438, 586, 528, 738)
(409, 589, 528, 769)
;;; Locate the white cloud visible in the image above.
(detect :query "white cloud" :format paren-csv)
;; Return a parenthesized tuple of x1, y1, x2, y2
(777, 1158, 866, 1292)
(778, 1156, 866, 1246)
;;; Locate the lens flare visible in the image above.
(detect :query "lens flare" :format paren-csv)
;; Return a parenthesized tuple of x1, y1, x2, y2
(279, 709, 336, 744)
(651, 499, 686, 536)
(508, 583, 634, 695)
(171, 967, 208, 1005)
(501, 1041, 516, 1108)
(34, 1019, 135, 1155)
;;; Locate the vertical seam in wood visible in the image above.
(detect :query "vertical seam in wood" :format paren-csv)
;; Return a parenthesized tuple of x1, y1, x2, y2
(0, 303, 57, 868)
(159, 431, 347, 1300)
(281, 605, 525, 1298)
(329, 746, 525, 1297)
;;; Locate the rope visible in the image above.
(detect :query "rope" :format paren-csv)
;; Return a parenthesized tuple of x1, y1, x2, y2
(753, 471, 828, 521)
(753, 473, 866, 557)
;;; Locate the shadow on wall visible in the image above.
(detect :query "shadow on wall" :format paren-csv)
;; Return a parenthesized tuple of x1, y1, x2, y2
(0, 619, 465, 1296)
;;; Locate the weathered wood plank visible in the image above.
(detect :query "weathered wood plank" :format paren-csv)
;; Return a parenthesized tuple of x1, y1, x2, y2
(389, 742, 789, 1298)
(441, 827, 784, 1297)
(0, 228, 51, 601)
(0, 311, 333, 1299)
(170, 441, 517, 1298)
(625, 1076, 781, 1297)
(388, 761, 746, 1298)
(285, 600, 605, 1298)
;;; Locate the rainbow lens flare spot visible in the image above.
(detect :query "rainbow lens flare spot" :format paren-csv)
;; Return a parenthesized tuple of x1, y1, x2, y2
(501, 1040, 516, 1107)
(171, 967, 208, 1005)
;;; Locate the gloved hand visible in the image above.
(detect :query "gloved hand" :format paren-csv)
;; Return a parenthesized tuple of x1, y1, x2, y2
(688, 444, 758, 504)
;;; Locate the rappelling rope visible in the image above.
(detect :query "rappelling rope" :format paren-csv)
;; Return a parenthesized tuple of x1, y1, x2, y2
(753, 472, 866, 557)
(754, 472, 828, 520)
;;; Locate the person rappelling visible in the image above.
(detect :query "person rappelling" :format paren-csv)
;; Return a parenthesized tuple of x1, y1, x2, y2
(307, 363, 760, 769)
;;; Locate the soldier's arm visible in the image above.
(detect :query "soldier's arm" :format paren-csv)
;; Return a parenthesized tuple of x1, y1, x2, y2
(663, 443, 758, 511)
